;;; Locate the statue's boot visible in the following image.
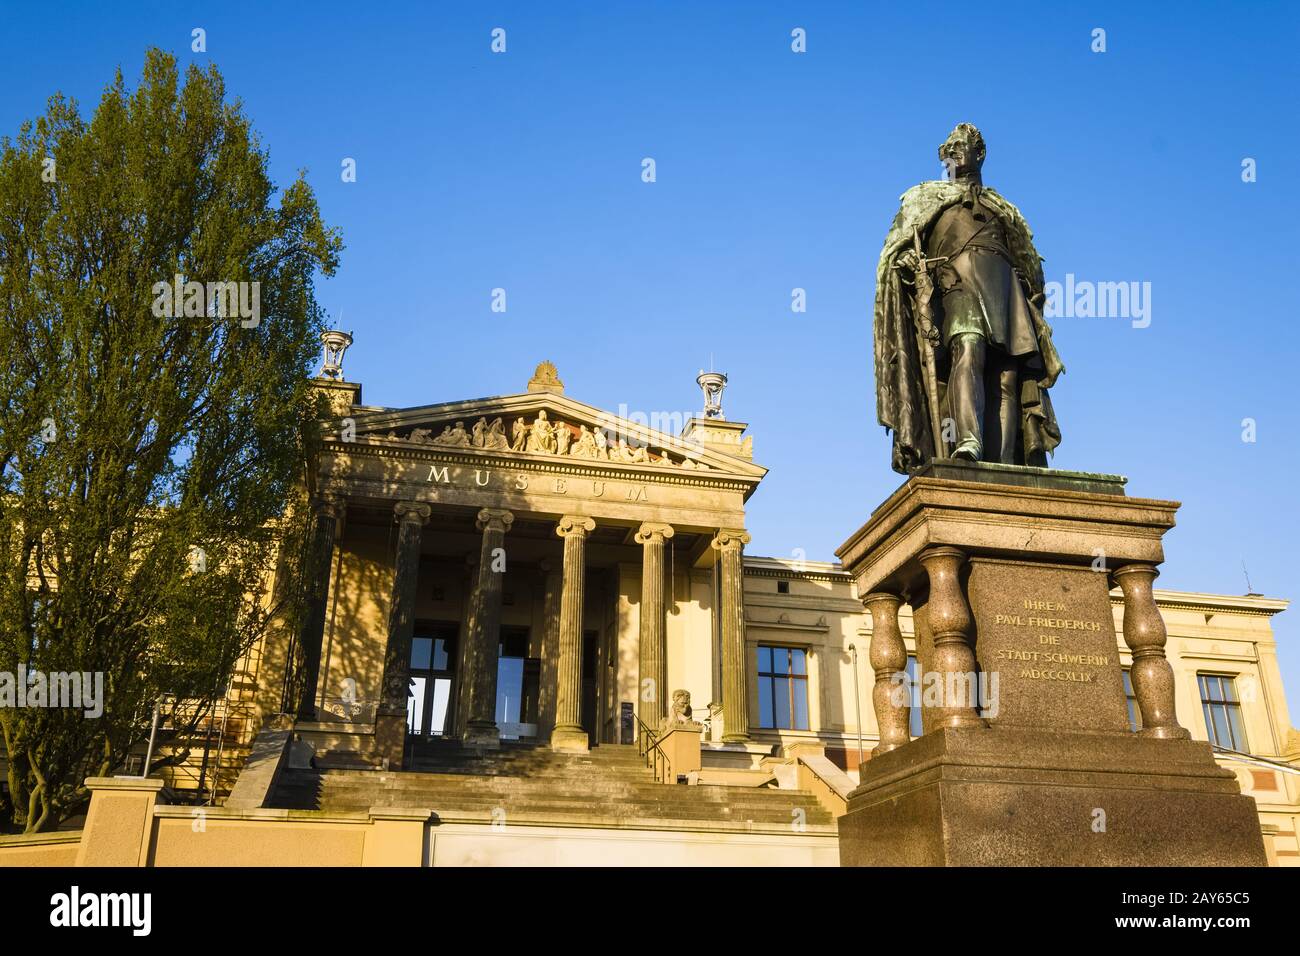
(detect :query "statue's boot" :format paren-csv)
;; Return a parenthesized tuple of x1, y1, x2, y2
(948, 333, 986, 464)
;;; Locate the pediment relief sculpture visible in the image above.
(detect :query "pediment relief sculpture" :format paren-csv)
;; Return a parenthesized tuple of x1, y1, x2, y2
(376, 411, 712, 471)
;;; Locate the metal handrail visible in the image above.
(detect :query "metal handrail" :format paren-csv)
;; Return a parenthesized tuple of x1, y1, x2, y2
(632, 712, 675, 783)
(1212, 745, 1300, 776)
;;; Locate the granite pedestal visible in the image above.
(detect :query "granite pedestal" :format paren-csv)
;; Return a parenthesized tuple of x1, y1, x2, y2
(835, 461, 1267, 867)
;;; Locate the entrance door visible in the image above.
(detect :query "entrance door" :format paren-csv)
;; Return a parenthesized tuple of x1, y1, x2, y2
(407, 624, 457, 737)
(580, 629, 599, 747)
(497, 627, 540, 739)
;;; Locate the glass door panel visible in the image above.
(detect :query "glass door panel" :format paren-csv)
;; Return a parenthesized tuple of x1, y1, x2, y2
(408, 675, 428, 735)
(497, 656, 525, 739)
(408, 623, 458, 738)
(428, 677, 452, 736)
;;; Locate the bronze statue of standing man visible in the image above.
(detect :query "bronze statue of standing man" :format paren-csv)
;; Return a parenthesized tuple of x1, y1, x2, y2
(874, 123, 1064, 474)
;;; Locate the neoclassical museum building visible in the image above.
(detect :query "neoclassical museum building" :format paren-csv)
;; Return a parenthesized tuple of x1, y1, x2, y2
(5, 344, 1298, 868)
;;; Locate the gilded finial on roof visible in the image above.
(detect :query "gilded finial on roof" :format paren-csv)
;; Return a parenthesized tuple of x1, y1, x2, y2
(527, 360, 564, 394)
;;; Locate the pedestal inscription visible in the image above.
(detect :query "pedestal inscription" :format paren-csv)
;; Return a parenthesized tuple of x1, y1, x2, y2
(967, 558, 1128, 733)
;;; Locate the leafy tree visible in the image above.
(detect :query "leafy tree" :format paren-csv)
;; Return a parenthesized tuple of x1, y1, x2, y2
(0, 49, 341, 831)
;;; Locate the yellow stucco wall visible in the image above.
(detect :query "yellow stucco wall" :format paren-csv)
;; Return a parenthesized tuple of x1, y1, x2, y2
(150, 816, 369, 867)
(0, 833, 80, 867)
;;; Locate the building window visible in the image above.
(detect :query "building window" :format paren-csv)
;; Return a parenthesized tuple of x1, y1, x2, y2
(905, 655, 924, 738)
(758, 646, 809, 730)
(1122, 668, 1141, 731)
(776, 580, 790, 594)
(1198, 673, 1248, 751)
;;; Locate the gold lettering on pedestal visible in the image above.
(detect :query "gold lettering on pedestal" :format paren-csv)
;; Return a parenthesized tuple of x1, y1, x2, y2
(427, 465, 450, 483)
(992, 613, 1102, 632)
(554, 478, 567, 494)
(474, 469, 491, 486)
(514, 474, 528, 490)
(992, 596, 1109, 686)
(626, 485, 648, 502)
(592, 481, 605, 497)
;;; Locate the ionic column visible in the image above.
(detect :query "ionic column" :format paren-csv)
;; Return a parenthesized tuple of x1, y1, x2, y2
(635, 522, 674, 728)
(296, 494, 345, 719)
(865, 591, 911, 753)
(463, 508, 514, 748)
(453, 554, 480, 738)
(918, 546, 984, 730)
(551, 515, 595, 752)
(712, 529, 751, 743)
(375, 501, 431, 768)
(537, 558, 562, 737)
(1113, 564, 1190, 739)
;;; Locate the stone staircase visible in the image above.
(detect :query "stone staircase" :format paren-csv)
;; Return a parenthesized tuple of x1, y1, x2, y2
(267, 739, 836, 832)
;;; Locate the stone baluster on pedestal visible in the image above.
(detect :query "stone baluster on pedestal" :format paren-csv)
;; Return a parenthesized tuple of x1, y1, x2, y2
(918, 546, 985, 730)
(1112, 563, 1190, 739)
(865, 591, 911, 753)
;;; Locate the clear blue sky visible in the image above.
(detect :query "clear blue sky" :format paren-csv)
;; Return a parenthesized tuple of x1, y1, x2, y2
(4, 2, 1299, 703)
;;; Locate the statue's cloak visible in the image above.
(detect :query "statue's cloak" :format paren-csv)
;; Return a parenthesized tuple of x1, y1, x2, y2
(874, 180, 1065, 474)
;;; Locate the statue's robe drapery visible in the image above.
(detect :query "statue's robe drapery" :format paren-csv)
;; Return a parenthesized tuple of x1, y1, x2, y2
(873, 180, 1065, 474)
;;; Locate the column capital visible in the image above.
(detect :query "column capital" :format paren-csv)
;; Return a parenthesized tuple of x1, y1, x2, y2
(313, 493, 347, 520)
(394, 501, 431, 526)
(919, 544, 967, 565)
(1109, 562, 1159, 589)
(863, 590, 902, 611)
(476, 508, 514, 534)
(556, 515, 596, 538)
(711, 528, 750, 552)
(635, 521, 675, 545)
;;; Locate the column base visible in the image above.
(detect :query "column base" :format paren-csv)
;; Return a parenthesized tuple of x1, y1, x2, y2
(550, 727, 590, 753)
(462, 721, 501, 750)
(1139, 724, 1192, 740)
(939, 714, 988, 730)
(373, 711, 407, 771)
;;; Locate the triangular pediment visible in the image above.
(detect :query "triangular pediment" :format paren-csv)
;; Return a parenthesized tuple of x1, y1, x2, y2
(340, 392, 766, 479)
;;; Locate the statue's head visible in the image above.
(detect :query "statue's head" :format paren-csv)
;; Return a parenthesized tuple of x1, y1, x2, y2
(938, 123, 986, 179)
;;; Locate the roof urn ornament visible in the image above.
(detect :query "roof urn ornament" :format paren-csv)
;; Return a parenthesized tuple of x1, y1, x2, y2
(319, 328, 353, 381)
(696, 370, 728, 420)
